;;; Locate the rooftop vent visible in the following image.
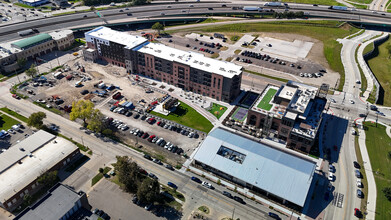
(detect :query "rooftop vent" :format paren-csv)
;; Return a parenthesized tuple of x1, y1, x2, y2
(205, 63, 210, 67)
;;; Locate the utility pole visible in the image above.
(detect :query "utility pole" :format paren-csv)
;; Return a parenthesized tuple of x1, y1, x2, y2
(231, 207, 235, 220)
(81, 136, 85, 147)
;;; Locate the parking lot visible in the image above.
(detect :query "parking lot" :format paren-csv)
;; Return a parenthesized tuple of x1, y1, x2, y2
(0, 123, 35, 151)
(0, 3, 46, 23)
(155, 31, 339, 87)
(16, 53, 200, 165)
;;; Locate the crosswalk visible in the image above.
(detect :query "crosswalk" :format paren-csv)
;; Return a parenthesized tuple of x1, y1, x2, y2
(332, 192, 344, 208)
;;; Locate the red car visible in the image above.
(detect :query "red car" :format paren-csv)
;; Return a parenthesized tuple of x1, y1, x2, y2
(139, 168, 148, 175)
(142, 132, 149, 139)
(148, 118, 155, 124)
(148, 135, 156, 142)
(157, 121, 161, 126)
(12, 94, 20, 99)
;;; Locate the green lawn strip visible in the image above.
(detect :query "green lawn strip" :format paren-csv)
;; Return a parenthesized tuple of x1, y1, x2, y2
(366, 37, 391, 106)
(257, 89, 277, 110)
(348, 0, 372, 4)
(363, 122, 391, 220)
(91, 167, 112, 186)
(175, 21, 355, 90)
(150, 102, 213, 133)
(244, 69, 289, 83)
(367, 84, 377, 104)
(33, 102, 63, 115)
(208, 103, 227, 119)
(354, 45, 367, 96)
(0, 114, 20, 130)
(347, 29, 365, 39)
(198, 205, 210, 214)
(161, 185, 185, 202)
(284, 0, 346, 6)
(57, 133, 89, 152)
(363, 42, 374, 55)
(354, 128, 369, 216)
(65, 155, 89, 172)
(349, 2, 368, 9)
(13, 3, 34, 8)
(0, 107, 28, 122)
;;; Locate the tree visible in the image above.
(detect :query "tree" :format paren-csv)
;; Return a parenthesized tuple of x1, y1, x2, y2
(151, 22, 164, 35)
(27, 112, 46, 128)
(90, 6, 95, 11)
(133, 0, 148, 6)
(102, 128, 113, 136)
(383, 187, 391, 201)
(17, 58, 27, 69)
(25, 64, 37, 78)
(87, 109, 105, 133)
(70, 100, 95, 126)
(386, 43, 391, 59)
(99, 168, 104, 173)
(37, 171, 58, 187)
(114, 156, 143, 193)
(137, 177, 160, 203)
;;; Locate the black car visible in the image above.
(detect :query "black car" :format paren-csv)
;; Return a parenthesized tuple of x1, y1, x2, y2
(233, 196, 245, 204)
(80, 89, 89, 95)
(353, 161, 361, 169)
(171, 145, 178, 153)
(222, 191, 232, 198)
(144, 154, 152, 160)
(191, 176, 202, 183)
(132, 196, 138, 203)
(141, 115, 147, 120)
(268, 212, 281, 219)
(125, 111, 133, 117)
(165, 164, 174, 170)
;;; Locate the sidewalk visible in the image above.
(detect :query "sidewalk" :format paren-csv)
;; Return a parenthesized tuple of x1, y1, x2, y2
(355, 118, 382, 220)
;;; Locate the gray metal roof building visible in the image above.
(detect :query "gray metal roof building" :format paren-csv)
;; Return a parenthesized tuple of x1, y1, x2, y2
(193, 127, 316, 207)
(14, 183, 89, 220)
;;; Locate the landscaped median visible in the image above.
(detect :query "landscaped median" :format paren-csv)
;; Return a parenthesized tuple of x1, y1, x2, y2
(363, 122, 391, 220)
(150, 101, 213, 133)
(91, 167, 112, 186)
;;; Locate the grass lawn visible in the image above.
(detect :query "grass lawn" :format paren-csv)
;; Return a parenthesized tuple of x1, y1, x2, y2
(348, 29, 365, 39)
(0, 107, 28, 122)
(173, 20, 357, 91)
(355, 45, 367, 96)
(366, 37, 391, 106)
(33, 102, 63, 115)
(13, 3, 34, 8)
(151, 102, 213, 133)
(284, 0, 347, 5)
(0, 114, 20, 130)
(363, 122, 391, 220)
(91, 167, 112, 186)
(257, 88, 277, 110)
(244, 69, 289, 83)
(363, 42, 374, 55)
(161, 185, 185, 202)
(208, 103, 227, 119)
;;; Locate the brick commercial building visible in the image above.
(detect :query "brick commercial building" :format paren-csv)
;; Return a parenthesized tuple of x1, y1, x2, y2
(0, 30, 74, 73)
(246, 81, 327, 153)
(0, 130, 79, 212)
(85, 27, 242, 102)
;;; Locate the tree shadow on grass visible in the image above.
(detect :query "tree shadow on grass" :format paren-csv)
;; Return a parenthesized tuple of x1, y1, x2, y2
(0, 116, 6, 128)
(170, 106, 188, 117)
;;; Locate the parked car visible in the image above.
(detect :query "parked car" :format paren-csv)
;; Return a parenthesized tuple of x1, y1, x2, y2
(354, 208, 362, 217)
(201, 181, 213, 189)
(355, 169, 362, 178)
(167, 182, 177, 189)
(268, 212, 281, 219)
(148, 173, 158, 180)
(223, 191, 233, 198)
(353, 161, 361, 169)
(165, 164, 174, 170)
(191, 176, 202, 183)
(143, 154, 152, 160)
(153, 158, 162, 165)
(357, 189, 363, 198)
(233, 196, 245, 204)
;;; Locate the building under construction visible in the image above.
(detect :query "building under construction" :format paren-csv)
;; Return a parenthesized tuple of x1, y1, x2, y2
(163, 97, 179, 111)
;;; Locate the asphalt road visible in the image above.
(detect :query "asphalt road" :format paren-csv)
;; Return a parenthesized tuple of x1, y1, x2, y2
(1, 2, 391, 41)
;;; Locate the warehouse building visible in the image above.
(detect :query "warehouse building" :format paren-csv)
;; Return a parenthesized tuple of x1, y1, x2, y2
(246, 81, 327, 153)
(14, 183, 90, 220)
(17, 0, 48, 7)
(0, 130, 79, 212)
(85, 27, 242, 103)
(193, 127, 317, 209)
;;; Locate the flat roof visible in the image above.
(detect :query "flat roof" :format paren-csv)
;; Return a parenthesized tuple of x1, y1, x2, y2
(49, 30, 73, 40)
(194, 127, 316, 207)
(11, 33, 52, 50)
(0, 130, 55, 173)
(85, 26, 147, 49)
(15, 184, 83, 220)
(137, 43, 242, 78)
(0, 132, 77, 202)
(277, 85, 297, 101)
(251, 85, 284, 117)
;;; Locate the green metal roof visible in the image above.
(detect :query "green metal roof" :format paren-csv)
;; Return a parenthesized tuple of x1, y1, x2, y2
(12, 33, 52, 49)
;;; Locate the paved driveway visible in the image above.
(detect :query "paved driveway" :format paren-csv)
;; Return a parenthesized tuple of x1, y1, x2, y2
(88, 179, 162, 220)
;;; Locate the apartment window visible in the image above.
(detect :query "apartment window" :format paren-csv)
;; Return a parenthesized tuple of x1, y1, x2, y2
(7, 202, 12, 207)
(213, 78, 216, 87)
(12, 198, 17, 203)
(218, 79, 221, 89)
